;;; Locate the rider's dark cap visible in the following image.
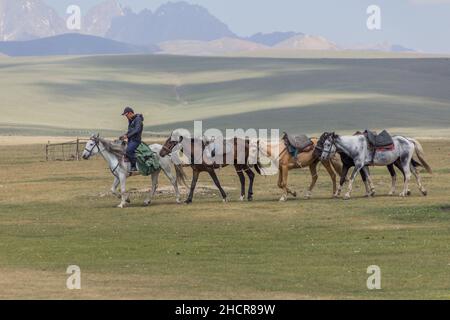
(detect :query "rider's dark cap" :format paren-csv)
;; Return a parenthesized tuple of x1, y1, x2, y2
(121, 107, 134, 115)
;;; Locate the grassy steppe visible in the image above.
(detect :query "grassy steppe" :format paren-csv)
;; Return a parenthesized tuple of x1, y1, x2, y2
(0, 141, 448, 299)
(0, 55, 449, 136)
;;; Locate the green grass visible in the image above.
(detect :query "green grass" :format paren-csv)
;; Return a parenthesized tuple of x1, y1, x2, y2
(0, 141, 449, 299)
(0, 55, 449, 137)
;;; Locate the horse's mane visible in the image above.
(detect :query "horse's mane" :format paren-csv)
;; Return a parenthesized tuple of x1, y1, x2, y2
(99, 138, 126, 158)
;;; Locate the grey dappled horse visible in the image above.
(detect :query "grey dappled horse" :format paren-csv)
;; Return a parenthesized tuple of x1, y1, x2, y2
(82, 134, 187, 208)
(318, 132, 432, 200)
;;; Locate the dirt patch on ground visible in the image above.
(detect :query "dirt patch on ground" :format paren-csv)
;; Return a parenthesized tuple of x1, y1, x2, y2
(358, 223, 441, 231)
(98, 184, 237, 198)
(0, 136, 81, 146)
(0, 267, 338, 300)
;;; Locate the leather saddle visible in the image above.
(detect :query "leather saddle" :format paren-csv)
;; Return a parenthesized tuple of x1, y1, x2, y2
(282, 133, 314, 155)
(364, 130, 394, 148)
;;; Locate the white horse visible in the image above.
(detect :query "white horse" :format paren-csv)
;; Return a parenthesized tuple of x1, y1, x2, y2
(82, 134, 187, 208)
(318, 132, 432, 200)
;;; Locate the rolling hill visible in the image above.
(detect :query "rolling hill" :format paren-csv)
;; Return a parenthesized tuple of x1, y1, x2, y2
(0, 33, 156, 56)
(244, 32, 303, 46)
(0, 54, 449, 137)
(274, 35, 339, 51)
(158, 37, 268, 56)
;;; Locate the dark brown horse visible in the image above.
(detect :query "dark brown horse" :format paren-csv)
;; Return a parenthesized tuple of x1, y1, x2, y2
(160, 132, 260, 204)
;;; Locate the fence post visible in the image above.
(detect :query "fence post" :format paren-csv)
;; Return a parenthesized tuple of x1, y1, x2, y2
(76, 137, 80, 161)
(46, 141, 49, 161)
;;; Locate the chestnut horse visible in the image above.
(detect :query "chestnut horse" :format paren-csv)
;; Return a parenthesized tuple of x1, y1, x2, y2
(258, 138, 343, 201)
(160, 131, 260, 204)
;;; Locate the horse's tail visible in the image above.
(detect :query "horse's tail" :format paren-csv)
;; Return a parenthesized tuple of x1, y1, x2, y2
(174, 164, 189, 188)
(408, 138, 432, 174)
(330, 154, 343, 177)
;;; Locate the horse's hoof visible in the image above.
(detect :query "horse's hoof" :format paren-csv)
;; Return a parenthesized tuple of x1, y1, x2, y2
(421, 189, 428, 196)
(407, 190, 412, 196)
(184, 200, 192, 205)
(333, 193, 340, 199)
(370, 190, 376, 197)
(239, 195, 245, 201)
(399, 192, 406, 197)
(176, 199, 182, 204)
(223, 198, 228, 203)
(143, 201, 151, 207)
(388, 191, 395, 196)
(343, 194, 351, 200)
(292, 192, 298, 198)
(279, 196, 287, 202)
(248, 197, 253, 202)
(112, 192, 121, 199)
(126, 199, 131, 204)
(118, 203, 126, 208)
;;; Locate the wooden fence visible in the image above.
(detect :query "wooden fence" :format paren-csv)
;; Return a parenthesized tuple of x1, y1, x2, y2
(45, 138, 89, 161)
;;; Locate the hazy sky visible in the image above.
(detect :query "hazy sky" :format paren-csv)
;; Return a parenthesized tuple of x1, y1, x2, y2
(44, 0, 450, 53)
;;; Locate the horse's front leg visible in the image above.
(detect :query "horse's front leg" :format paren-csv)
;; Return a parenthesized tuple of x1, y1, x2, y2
(185, 169, 200, 204)
(322, 160, 337, 197)
(118, 173, 128, 208)
(111, 176, 120, 198)
(278, 165, 293, 201)
(344, 164, 364, 200)
(305, 162, 318, 199)
(387, 164, 397, 196)
(337, 165, 350, 198)
(144, 172, 159, 206)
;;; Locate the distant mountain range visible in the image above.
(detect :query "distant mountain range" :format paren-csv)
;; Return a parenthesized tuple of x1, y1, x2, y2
(82, 0, 125, 37)
(0, 0, 417, 57)
(106, 2, 235, 45)
(0, 0, 65, 41)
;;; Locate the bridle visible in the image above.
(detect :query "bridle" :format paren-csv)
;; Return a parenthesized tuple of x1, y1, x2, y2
(320, 135, 336, 159)
(162, 136, 181, 155)
(84, 139, 102, 158)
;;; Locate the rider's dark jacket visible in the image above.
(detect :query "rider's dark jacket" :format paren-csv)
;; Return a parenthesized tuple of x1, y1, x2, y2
(126, 114, 144, 142)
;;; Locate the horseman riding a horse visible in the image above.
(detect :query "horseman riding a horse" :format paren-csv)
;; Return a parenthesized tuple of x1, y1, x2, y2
(81, 107, 188, 208)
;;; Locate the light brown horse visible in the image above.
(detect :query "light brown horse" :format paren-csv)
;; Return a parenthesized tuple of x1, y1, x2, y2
(258, 138, 343, 201)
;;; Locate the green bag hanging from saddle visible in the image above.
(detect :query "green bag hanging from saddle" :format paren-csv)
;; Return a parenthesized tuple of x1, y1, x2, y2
(136, 142, 160, 176)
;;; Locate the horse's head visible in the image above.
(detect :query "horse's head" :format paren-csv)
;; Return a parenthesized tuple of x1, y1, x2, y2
(160, 130, 185, 157)
(82, 134, 101, 160)
(318, 132, 337, 161)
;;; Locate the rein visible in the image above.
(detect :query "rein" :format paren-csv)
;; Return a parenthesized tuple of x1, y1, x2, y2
(162, 144, 173, 154)
(86, 139, 121, 178)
